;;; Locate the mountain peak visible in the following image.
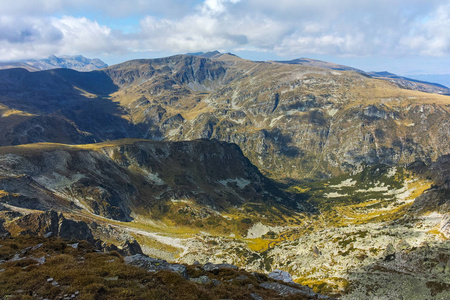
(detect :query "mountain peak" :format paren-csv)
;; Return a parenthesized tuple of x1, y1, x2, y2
(0, 55, 108, 72)
(187, 50, 221, 58)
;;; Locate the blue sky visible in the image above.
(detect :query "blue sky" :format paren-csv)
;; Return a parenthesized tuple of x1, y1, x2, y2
(1, 0, 450, 75)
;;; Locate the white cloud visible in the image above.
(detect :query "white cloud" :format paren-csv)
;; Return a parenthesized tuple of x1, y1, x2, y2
(400, 3, 450, 56)
(1, 0, 450, 63)
(52, 17, 125, 55)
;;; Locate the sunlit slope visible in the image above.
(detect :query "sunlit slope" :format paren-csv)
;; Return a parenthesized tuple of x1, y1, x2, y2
(1, 55, 449, 181)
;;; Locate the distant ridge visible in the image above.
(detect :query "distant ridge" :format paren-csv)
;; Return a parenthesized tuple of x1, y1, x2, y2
(405, 74, 450, 88)
(0, 55, 108, 72)
(275, 57, 366, 73)
(276, 57, 450, 95)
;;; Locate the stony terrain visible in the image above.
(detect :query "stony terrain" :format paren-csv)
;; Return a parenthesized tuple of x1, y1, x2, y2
(0, 219, 331, 299)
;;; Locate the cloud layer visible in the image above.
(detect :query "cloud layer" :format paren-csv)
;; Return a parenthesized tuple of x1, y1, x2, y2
(0, 0, 449, 63)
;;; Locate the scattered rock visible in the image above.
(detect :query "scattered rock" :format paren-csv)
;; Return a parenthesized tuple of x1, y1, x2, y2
(268, 269, 294, 283)
(10, 254, 24, 262)
(124, 254, 188, 279)
(384, 243, 396, 261)
(31, 243, 43, 251)
(260, 282, 315, 297)
(212, 279, 221, 286)
(34, 256, 46, 265)
(190, 275, 211, 284)
(312, 246, 322, 256)
(202, 262, 238, 272)
(68, 243, 79, 249)
(235, 275, 249, 281)
(251, 294, 263, 300)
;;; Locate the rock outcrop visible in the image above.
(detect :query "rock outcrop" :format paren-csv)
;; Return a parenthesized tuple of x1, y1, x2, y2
(8, 210, 94, 242)
(124, 254, 188, 278)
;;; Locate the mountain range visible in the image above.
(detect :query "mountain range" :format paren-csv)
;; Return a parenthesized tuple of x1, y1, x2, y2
(0, 51, 449, 299)
(0, 55, 108, 72)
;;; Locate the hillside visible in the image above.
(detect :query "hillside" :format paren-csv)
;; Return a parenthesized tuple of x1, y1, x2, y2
(0, 138, 303, 225)
(0, 53, 449, 299)
(0, 53, 449, 181)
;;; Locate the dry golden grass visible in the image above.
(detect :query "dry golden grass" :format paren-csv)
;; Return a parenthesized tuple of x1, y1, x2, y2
(0, 235, 312, 300)
(0, 138, 153, 156)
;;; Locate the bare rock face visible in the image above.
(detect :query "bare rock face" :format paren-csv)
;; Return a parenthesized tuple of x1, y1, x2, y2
(99, 239, 143, 256)
(0, 220, 10, 238)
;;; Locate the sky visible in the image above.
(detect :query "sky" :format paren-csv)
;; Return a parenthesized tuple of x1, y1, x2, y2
(1, 0, 450, 75)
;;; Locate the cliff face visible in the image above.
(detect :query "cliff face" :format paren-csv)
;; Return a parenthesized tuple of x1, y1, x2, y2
(0, 139, 300, 221)
(410, 154, 450, 213)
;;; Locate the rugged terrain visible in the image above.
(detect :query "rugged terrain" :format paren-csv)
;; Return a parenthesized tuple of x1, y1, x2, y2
(0, 215, 330, 300)
(0, 139, 302, 225)
(0, 139, 449, 298)
(0, 52, 449, 180)
(0, 52, 449, 299)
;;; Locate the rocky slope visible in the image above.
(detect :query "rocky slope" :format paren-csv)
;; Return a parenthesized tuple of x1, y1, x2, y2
(0, 53, 449, 299)
(107, 54, 450, 180)
(0, 226, 332, 300)
(0, 139, 303, 223)
(0, 55, 107, 72)
(0, 53, 449, 181)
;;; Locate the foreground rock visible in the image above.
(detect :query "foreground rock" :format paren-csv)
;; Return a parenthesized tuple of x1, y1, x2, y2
(268, 269, 295, 283)
(124, 254, 188, 279)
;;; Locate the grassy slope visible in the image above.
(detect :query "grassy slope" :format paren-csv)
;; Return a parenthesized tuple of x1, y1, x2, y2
(0, 235, 311, 300)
